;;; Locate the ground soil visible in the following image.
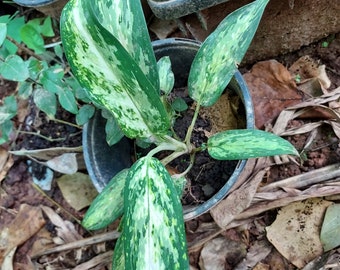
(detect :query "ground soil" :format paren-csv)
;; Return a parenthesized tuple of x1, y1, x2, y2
(0, 3, 339, 269)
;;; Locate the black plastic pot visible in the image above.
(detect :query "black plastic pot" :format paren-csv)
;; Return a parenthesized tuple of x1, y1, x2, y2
(13, 0, 68, 18)
(83, 38, 255, 220)
(147, 0, 230, 20)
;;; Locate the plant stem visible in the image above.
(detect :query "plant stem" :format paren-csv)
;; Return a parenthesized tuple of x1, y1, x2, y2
(50, 118, 82, 129)
(160, 149, 188, 166)
(147, 135, 187, 158)
(184, 101, 201, 146)
(173, 152, 196, 178)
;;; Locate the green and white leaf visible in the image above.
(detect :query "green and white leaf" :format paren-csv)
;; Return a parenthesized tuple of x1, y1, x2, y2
(61, 0, 169, 139)
(33, 87, 57, 118)
(188, 0, 269, 106)
(157, 56, 174, 94)
(82, 169, 128, 230)
(207, 129, 299, 160)
(90, 0, 159, 91)
(123, 157, 189, 269)
(112, 233, 125, 270)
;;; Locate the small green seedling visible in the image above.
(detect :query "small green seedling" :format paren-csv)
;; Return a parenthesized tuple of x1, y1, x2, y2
(0, 13, 95, 144)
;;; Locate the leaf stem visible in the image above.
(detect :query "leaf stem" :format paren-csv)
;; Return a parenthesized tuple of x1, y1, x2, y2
(148, 135, 187, 158)
(184, 101, 201, 146)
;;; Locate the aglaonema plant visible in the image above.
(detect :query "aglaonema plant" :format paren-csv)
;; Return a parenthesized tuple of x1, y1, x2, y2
(61, 0, 298, 268)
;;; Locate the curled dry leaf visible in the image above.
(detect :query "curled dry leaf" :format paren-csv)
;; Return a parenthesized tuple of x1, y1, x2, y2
(289, 55, 331, 93)
(243, 60, 303, 129)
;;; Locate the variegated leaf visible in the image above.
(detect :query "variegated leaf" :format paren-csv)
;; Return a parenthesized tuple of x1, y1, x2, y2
(112, 232, 125, 270)
(188, 0, 269, 106)
(207, 129, 299, 160)
(90, 0, 159, 91)
(60, 0, 170, 139)
(157, 56, 175, 94)
(123, 157, 189, 270)
(82, 169, 128, 230)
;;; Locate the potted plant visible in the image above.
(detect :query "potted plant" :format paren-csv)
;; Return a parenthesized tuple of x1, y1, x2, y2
(82, 37, 255, 220)
(61, 0, 297, 268)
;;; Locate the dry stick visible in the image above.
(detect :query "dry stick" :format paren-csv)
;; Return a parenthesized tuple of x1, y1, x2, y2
(258, 163, 340, 192)
(32, 230, 120, 258)
(73, 251, 113, 270)
(6, 35, 43, 60)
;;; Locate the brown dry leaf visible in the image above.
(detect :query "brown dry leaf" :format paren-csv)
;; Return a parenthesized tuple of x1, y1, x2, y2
(243, 60, 303, 129)
(199, 237, 247, 270)
(16, 98, 29, 123)
(30, 227, 55, 258)
(0, 204, 45, 265)
(234, 240, 272, 269)
(289, 55, 331, 93)
(57, 172, 98, 211)
(210, 166, 268, 229)
(0, 147, 13, 183)
(266, 198, 332, 268)
(149, 18, 178, 39)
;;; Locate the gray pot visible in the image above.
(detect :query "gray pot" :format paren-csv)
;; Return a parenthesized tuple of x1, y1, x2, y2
(83, 38, 255, 220)
(147, 0, 230, 20)
(13, 0, 68, 18)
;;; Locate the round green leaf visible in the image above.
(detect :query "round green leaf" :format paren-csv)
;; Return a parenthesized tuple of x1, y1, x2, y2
(76, 104, 95, 125)
(0, 55, 29, 81)
(57, 88, 78, 114)
(20, 24, 45, 54)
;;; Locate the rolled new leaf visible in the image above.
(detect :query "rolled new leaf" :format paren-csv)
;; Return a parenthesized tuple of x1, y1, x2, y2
(60, 0, 170, 139)
(189, 0, 269, 107)
(207, 129, 299, 160)
(82, 169, 128, 230)
(123, 157, 189, 269)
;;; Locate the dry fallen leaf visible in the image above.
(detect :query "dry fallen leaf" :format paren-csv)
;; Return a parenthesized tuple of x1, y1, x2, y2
(199, 236, 247, 270)
(243, 60, 303, 129)
(210, 167, 267, 229)
(289, 55, 331, 92)
(0, 147, 14, 183)
(0, 204, 45, 266)
(57, 172, 98, 211)
(266, 198, 332, 268)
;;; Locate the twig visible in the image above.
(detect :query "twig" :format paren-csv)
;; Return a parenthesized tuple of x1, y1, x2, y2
(6, 35, 43, 60)
(32, 230, 120, 258)
(258, 163, 340, 192)
(32, 183, 82, 225)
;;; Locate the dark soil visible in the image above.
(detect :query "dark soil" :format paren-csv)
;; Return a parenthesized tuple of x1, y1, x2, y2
(166, 88, 239, 205)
